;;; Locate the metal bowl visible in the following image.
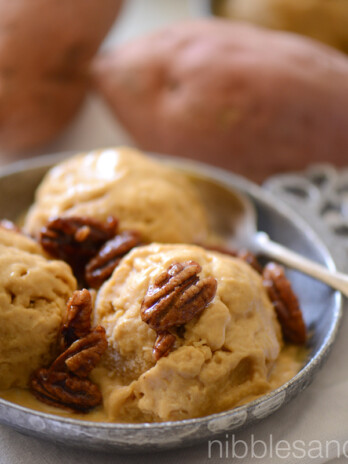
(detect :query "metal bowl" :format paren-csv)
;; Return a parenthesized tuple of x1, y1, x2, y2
(0, 153, 342, 452)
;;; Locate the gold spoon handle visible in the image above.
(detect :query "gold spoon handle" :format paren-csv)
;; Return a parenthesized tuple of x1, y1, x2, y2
(254, 232, 348, 298)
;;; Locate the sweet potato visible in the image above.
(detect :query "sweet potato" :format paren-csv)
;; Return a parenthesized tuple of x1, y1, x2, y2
(93, 19, 348, 182)
(0, 0, 123, 152)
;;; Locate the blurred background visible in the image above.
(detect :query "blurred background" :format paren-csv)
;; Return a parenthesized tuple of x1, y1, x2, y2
(0, 0, 347, 182)
(0, 0, 200, 164)
(41, 0, 203, 156)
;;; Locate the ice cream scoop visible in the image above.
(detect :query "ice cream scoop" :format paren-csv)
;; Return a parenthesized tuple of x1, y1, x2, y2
(24, 147, 209, 245)
(93, 242, 283, 422)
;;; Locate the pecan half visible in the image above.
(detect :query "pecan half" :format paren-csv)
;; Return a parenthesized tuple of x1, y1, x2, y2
(141, 261, 217, 360)
(263, 263, 306, 344)
(141, 261, 217, 331)
(60, 288, 92, 350)
(30, 369, 102, 413)
(39, 216, 118, 273)
(85, 230, 141, 288)
(153, 331, 176, 361)
(30, 289, 108, 413)
(52, 326, 107, 378)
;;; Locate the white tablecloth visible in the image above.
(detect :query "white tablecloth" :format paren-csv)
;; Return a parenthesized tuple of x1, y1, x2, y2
(1, 1, 348, 462)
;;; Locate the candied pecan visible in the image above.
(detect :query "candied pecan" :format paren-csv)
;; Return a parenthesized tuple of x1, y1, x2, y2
(0, 219, 21, 233)
(141, 261, 217, 361)
(60, 289, 92, 349)
(153, 331, 176, 361)
(39, 216, 118, 272)
(52, 326, 107, 378)
(263, 263, 306, 345)
(141, 261, 217, 331)
(30, 288, 107, 413)
(85, 230, 141, 288)
(30, 369, 102, 413)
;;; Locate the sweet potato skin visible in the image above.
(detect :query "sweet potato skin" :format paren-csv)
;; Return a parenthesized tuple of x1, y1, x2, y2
(0, 0, 123, 152)
(93, 19, 348, 182)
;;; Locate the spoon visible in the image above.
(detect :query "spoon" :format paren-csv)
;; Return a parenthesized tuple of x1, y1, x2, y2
(188, 171, 348, 298)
